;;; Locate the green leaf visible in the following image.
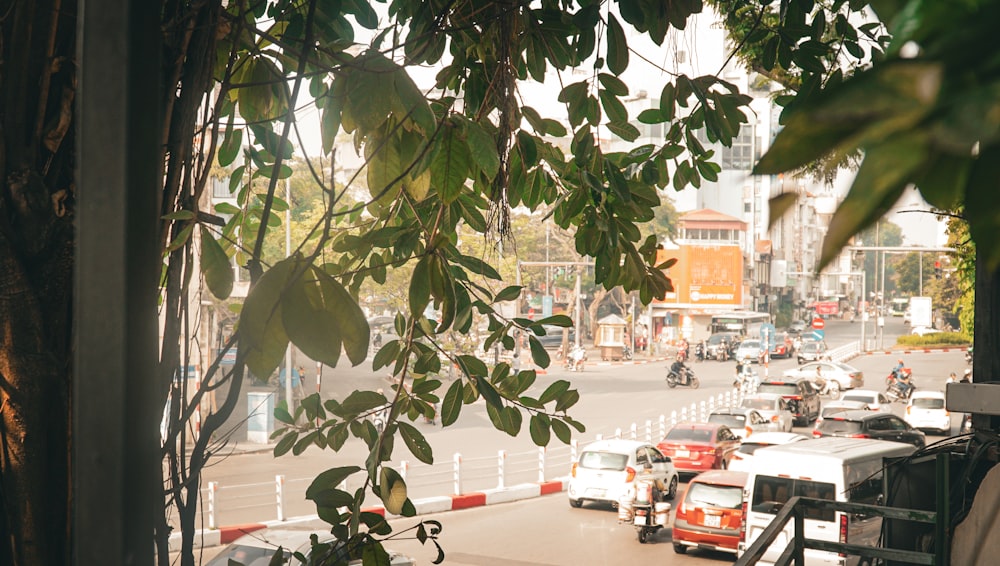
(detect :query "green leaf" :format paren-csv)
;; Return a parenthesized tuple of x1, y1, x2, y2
(241, 257, 297, 379)
(538, 380, 570, 405)
(529, 413, 551, 446)
(273, 433, 297, 457)
(605, 14, 629, 75)
(493, 285, 522, 303)
(527, 336, 551, 368)
(555, 388, 580, 412)
(397, 422, 434, 465)
(338, 390, 389, 418)
(281, 267, 343, 368)
(200, 227, 234, 300)
(534, 314, 573, 327)
(463, 119, 501, 179)
(819, 135, 925, 269)
(551, 418, 572, 444)
(166, 223, 194, 252)
(597, 72, 629, 96)
(409, 255, 432, 319)
(163, 210, 196, 221)
(315, 269, 371, 366)
(392, 66, 436, 135)
(767, 193, 799, 232)
(379, 467, 408, 515)
(440, 380, 464, 426)
(305, 466, 363, 502)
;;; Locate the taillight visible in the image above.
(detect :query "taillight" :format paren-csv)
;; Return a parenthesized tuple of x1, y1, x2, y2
(625, 466, 636, 482)
(745, 426, 753, 438)
(906, 406, 911, 415)
(812, 429, 822, 437)
(739, 499, 748, 543)
(848, 433, 870, 438)
(839, 513, 848, 557)
(571, 463, 578, 477)
(771, 415, 780, 423)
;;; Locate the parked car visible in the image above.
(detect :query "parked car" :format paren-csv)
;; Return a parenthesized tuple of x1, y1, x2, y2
(727, 432, 810, 472)
(672, 469, 749, 556)
(206, 528, 416, 566)
(734, 339, 764, 364)
(567, 439, 679, 508)
(796, 340, 829, 364)
(782, 361, 865, 396)
(755, 379, 821, 426)
(905, 390, 952, 435)
(706, 407, 776, 439)
(657, 423, 742, 476)
(740, 393, 795, 432)
(812, 410, 926, 448)
(839, 389, 891, 412)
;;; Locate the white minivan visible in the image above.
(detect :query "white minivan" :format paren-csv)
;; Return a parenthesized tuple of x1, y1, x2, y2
(738, 437, 917, 565)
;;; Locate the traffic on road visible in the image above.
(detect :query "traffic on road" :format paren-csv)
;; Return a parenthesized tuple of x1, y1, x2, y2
(198, 316, 969, 565)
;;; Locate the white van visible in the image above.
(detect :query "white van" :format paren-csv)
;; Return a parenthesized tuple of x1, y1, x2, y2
(738, 437, 916, 565)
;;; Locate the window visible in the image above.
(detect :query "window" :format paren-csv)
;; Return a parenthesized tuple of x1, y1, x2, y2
(579, 451, 628, 471)
(752, 475, 836, 521)
(685, 482, 743, 510)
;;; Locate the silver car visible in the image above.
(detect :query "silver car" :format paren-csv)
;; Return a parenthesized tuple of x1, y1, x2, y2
(707, 407, 779, 439)
(568, 439, 679, 508)
(740, 393, 795, 432)
(782, 361, 865, 397)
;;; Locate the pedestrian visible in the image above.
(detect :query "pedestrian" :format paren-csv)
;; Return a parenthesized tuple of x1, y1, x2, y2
(947, 372, 957, 384)
(961, 369, 972, 383)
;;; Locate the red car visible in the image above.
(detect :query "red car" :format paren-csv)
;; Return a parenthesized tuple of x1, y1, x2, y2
(656, 422, 741, 476)
(672, 469, 748, 555)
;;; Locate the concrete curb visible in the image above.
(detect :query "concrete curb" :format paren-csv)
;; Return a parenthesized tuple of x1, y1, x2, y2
(170, 478, 569, 551)
(861, 346, 971, 356)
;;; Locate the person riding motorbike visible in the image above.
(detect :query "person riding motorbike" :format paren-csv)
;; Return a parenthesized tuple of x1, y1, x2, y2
(895, 368, 914, 399)
(670, 358, 690, 384)
(694, 340, 705, 362)
(567, 344, 587, 371)
(891, 358, 905, 380)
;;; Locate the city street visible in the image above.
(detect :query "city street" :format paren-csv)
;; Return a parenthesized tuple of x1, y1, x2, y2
(195, 315, 968, 563)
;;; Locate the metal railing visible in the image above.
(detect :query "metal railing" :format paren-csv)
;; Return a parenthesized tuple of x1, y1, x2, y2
(195, 389, 757, 528)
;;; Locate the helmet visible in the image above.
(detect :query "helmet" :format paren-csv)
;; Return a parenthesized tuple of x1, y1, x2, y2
(964, 368, 972, 376)
(902, 368, 912, 377)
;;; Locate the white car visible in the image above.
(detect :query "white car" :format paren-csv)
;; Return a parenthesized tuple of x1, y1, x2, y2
(568, 439, 679, 508)
(839, 389, 891, 412)
(905, 390, 951, 435)
(735, 339, 764, 364)
(206, 527, 415, 566)
(911, 325, 939, 336)
(740, 393, 795, 432)
(782, 360, 865, 397)
(706, 407, 777, 439)
(726, 431, 809, 472)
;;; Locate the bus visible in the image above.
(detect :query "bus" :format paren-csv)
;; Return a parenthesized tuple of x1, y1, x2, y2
(889, 297, 909, 317)
(709, 311, 772, 337)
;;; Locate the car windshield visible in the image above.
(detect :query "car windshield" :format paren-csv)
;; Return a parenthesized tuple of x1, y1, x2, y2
(913, 398, 945, 409)
(742, 398, 776, 410)
(822, 406, 856, 418)
(803, 343, 823, 352)
(664, 428, 713, 442)
(737, 442, 774, 455)
(816, 419, 864, 434)
(709, 414, 745, 427)
(842, 394, 874, 404)
(684, 482, 743, 510)
(751, 475, 836, 521)
(578, 451, 629, 471)
(206, 545, 284, 566)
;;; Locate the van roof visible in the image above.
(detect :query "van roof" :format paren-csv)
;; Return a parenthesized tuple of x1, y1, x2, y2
(752, 437, 916, 464)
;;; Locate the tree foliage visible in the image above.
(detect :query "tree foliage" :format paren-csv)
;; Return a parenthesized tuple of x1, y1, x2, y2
(6, 1, 1000, 565)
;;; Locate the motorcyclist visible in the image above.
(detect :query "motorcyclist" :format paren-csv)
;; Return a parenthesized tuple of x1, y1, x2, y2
(694, 340, 705, 362)
(670, 358, 689, 384)
(569, 344, 586, 371)
(896, 368, 914, 399)
(813, 365, 830, 396)
(892, 358, 905, 380)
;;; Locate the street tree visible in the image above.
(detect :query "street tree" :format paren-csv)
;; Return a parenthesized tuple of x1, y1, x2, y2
(7, 2, 1000, 566)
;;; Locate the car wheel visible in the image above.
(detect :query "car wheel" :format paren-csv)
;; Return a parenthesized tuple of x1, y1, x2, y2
(667, 475, 679, 500)
(797, 357, 804, 365)
(673, 543, 687, 554)
(569, 498, 583, 508)
(827, 381, 841, 399)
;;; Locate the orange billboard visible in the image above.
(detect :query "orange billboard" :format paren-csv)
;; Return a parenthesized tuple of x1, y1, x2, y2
(655, 245, 743, 306)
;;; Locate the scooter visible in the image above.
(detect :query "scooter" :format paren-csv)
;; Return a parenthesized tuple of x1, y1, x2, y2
(618, 479, 671, 544)
(885, 373, 916, 403)
(564, 346, 587, 371)
(666, 362, 699, 389)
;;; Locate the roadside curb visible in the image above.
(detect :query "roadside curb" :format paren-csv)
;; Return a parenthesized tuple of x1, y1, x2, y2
(861, 347, 970, 356)
(171, 478, 569, 551)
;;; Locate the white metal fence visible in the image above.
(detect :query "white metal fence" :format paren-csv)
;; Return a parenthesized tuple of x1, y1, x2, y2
(196, 388, 762, 528)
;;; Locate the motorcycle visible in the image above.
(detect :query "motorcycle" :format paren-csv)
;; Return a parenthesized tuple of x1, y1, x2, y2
(564, 345, 587, 372)
(734, 368, 760, 394)
(621, 345, 633, 361)
(966, 347, 973, 365)
(618, 478, 671, 544)
(694, 342, 705, 362)
(666, 362, 699, 389)
(885, 373, 916, 403)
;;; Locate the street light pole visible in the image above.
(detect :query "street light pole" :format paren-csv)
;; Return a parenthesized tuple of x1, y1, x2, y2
(284, 178, 294, 411)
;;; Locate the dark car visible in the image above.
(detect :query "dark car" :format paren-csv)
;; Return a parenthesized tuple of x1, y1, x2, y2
(811, 410, 926, 449)
(755, 379, 821, 426)
(796, 340, 828, 364)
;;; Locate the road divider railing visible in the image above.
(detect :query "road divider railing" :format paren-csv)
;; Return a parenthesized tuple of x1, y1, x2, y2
(194, 388, 761, 532)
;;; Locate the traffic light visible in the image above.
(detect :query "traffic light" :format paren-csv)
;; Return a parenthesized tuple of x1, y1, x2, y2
(934, 260, 942, 278)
